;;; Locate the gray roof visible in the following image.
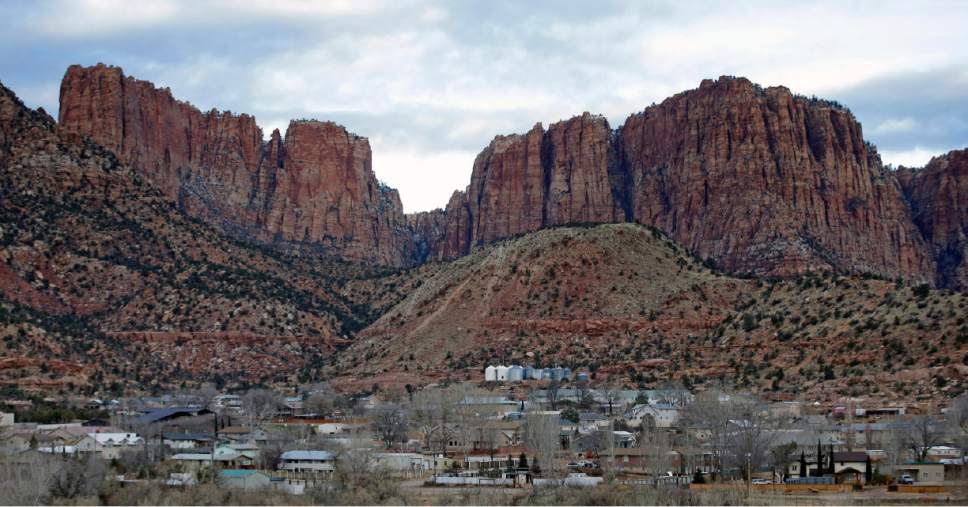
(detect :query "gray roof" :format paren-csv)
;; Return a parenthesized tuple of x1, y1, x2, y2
(280, 450, 335, 461)
(134, 406, 209, 425)
(163, 432, 212, 441)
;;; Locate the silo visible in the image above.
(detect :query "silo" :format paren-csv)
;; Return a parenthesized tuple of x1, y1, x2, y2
(508, 365, 524, 382)
(485, 365, 497, 382)
(495, 365, 509, 381)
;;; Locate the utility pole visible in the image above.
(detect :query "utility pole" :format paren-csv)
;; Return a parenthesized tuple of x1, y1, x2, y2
(746, 452, 752, 501)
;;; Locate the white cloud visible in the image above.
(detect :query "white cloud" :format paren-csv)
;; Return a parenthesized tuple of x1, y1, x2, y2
(879, 147, 942, 168)
(371, 145, 475, 213)
(4, 0, 968, 211)
(873, 117, 919, 135)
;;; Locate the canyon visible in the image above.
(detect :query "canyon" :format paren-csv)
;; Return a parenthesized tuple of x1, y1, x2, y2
(58, 64, 967, 288)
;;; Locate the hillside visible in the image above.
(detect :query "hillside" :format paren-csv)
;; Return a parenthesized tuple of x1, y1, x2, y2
(0, 81, 414, 393)
(339, 223, 968, 403)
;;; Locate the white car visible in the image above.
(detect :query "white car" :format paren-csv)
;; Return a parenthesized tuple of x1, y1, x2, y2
(751, 478, 772, 485)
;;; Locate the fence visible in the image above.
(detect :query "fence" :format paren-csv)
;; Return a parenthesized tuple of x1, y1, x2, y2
(783, 476, 834, 485)
(434, 476, 513, 486)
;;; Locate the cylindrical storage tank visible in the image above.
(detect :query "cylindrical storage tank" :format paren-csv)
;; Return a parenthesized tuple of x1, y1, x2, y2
(508, 365, 524, 382)
(548, 368, 562, 381)
(562, 368, 572, 380)
(576, 372, 589, 382)
(495, 365, 509, 381)
(485, 366, 497, 382)
(541, 370, 552, 380)
(530, 368, 542, 380)
(523, 366, 533, 379)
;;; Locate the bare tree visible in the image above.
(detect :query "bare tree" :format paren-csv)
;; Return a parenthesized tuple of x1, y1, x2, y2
(602, 382, 624, 416)
(242, 389, 281, 427)
(681, 390, 733, 474)
(373, 404, 409, 448)
(901, 415, 944, 462)
(523, 413, 561, 478)
(546, 380, 561, 410)
(769, 442, 798, 482)
(0, 453, 58, 505)
(577, 382, 594, 410)
(947, 394, 968, 453)
(641, 424, 674, 482)
(725, 395, 776, 476)
(48, 454, 106, 501)
(681, 391, 775, 477)
(190, 384, 219, 410)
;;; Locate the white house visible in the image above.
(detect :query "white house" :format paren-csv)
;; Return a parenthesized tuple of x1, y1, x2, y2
(625, 404, 680, 428)
(278, 450, 335, 475)
(75, 432, 143, 459)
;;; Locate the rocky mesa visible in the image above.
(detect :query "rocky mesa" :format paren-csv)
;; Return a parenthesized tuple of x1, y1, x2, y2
(430, 77, 951, 286)
(59, 64, 418, 266)
(57, 65, 967, 287)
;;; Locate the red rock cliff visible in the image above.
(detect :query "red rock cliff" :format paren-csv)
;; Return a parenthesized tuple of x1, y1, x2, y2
(898, 149, 968, 288)
(430, 113, 623, 259)
(618, 76, 933, 280)
(58, 64, 416, 266)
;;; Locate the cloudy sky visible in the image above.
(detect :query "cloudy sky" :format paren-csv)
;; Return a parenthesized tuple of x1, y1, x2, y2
(1, 1, 966, 212)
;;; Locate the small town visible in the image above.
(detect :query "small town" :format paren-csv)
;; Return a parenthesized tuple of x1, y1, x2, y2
(2, 367, 966, 505)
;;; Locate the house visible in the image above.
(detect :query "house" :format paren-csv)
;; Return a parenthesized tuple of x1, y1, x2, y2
(212, 394, 242, 410)
(74, 432, 144, 460)
(463, 445, 535, 473)
(165, 472, 197, 487)
(133, 406, 212, 425)
(314, 419, 369, 435)
(602, 447, 649, 471)
(788, 450, 869, 480)
(0, 432, 32, 455)
(163, 432, 212, 449)
(217, 426, 266, 442)
(577, 412, 609, 432)
(218, 469, 272, 491)
(572, 430, 637, 454)
(169, 445, 254, 471)
(372, 452, 436, 477)
(894, 462, 945, 484)
(278, 450, 335, 476)
(625, 403, 680, 428)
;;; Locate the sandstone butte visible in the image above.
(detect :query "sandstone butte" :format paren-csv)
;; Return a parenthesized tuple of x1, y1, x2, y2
(58, 64, 967, 288)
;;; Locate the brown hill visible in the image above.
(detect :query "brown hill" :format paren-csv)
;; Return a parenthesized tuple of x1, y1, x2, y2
(340, 223, 967, 403)
(0, 80, 413, 393)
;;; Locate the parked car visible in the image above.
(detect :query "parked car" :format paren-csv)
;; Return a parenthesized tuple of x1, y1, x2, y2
(751, 478, 772, 485)
(898, 474, 914, 485)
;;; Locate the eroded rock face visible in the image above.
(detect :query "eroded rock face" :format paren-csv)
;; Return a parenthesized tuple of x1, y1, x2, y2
(426, 78, 938, 284)
(618, 76, 933, 281)
(58, 64, 416, 266)
(56, 65, 965, 285)
(430, 113, 624, 259)
(898, 149, 968, 288)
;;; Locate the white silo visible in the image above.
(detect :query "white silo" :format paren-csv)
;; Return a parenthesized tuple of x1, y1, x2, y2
(485, 365, 497, 382)
(531, 368, 544, 380)
(507, 365, 524, 382)
(495, 365, 510, 381)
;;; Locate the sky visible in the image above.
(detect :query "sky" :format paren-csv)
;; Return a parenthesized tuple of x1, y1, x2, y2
(1, 1, 966, 213)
